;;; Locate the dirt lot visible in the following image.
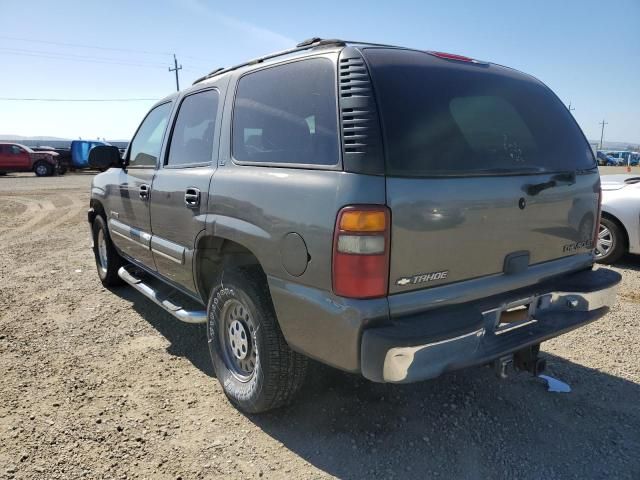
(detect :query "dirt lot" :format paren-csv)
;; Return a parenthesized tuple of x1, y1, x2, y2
(0, 172, 639, 480)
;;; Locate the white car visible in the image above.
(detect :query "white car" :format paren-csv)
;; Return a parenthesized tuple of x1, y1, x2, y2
(596, 175, 640, 263)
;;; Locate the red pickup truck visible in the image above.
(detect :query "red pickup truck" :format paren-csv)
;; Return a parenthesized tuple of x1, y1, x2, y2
(0, 143, 60, 177)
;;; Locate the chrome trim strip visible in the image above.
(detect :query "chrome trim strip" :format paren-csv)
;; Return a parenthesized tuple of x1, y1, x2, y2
(109, 218, 152, 249)
(111, 229, 144, 247)
(149, 236, 186, 265)
(151, 247, 183, 264)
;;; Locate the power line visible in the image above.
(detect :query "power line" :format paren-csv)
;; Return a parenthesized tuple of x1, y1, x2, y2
(0, 48, 169, 68)
(0, 34, 214, 62)
(0, 97, 159, 102)
(0, 34, 173, 57)
(0, 48, 204, 72)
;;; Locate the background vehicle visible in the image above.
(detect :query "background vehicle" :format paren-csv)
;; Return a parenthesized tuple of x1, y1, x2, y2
(31, 145, 69, 174)
(596, 175, 640, 263)
(88, 38, 620, 413)
(0, 142, 60, 176)
(39, 140, 111, 171)
(605, 151, 631, 166)
(597, 151, 618, 166)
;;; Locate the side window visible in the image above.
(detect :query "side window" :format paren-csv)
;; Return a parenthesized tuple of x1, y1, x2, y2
(166, 90, 219, 166)
(129, 102, 173, 167)
(11, 146, 23, 155)
(232, 58, 339, 166)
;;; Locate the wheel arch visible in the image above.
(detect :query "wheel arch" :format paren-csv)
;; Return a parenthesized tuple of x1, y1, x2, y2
(601, 211, 629, 249)
(88, 199, 107, 227)
(193, 233, 268, 304)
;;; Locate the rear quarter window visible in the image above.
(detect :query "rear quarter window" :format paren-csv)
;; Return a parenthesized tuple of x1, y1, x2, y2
(363, 48, 595, 176)
(232, 58, 340, 167)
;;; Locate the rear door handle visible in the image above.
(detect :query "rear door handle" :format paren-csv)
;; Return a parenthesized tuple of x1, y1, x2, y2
(184, 187, 201, 208)
(139, 184, 150, 200)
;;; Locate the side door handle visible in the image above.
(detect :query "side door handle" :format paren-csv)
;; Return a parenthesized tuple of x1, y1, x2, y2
(139, 184, 150, 200)
(184, 187, 201, 208)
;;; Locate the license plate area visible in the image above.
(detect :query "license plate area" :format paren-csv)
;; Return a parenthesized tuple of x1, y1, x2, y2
(484, 297, 538, 335)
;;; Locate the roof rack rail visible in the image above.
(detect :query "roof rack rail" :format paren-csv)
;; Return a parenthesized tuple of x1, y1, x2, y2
(191, 38, 404, 86)
(192, 67, 225, 86)
(192, 37, 352, 86)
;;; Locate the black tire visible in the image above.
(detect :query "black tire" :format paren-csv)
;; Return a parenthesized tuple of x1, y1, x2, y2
(91, 215, 125, 286)
(34, 161, 53, 177)
(595, 217, 626, 265)
(0, 172, 6, 176)
(206, 267, 308, 413)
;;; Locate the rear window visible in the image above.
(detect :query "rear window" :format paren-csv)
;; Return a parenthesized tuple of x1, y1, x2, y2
(364, 49, 595, 176)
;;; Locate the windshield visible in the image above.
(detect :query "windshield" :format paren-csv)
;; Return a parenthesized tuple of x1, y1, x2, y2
(364, 48, 595, 176)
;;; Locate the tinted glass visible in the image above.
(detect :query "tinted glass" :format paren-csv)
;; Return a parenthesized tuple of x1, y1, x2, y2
(364, 49, 595, 176)
(232, 59, 339, 166)
(129, 102, 172, 167)
(167, 90, 219, 166)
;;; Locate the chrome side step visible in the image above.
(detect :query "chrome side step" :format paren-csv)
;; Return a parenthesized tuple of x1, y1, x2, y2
(118, 266, 207, 324)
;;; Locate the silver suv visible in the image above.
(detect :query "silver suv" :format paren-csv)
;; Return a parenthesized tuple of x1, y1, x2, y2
(87, 38, 620, 413)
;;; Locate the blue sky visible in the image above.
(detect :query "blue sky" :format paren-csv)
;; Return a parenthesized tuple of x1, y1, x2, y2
(1, 0, 638, 144)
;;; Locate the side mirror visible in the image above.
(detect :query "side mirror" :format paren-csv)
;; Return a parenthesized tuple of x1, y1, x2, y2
(88, 145, 124, 170)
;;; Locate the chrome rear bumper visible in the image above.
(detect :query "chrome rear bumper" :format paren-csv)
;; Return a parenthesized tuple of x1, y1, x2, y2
(361, 267, 621, 383)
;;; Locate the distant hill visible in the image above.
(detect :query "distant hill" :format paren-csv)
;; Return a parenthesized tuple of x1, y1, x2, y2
(589, 140, 640, 151)
(0, 134, 70, 142)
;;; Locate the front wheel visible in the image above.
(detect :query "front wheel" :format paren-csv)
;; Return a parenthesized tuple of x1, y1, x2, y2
(34, 161, 53, 177)
(206, 267, 308, 413)
(92, 215, 125, 286)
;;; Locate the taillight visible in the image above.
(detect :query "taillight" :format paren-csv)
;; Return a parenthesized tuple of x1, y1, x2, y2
(592, 183, 603, 250)
(332, 206, 390, 299)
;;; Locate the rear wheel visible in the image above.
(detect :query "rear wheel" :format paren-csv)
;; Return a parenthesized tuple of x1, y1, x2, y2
(34, 161, 53, 177)
(206, 267, 308, 413)
(92, 215, 125, 286)
(595, 217, 625, 264)
(0, 172, 6, 176)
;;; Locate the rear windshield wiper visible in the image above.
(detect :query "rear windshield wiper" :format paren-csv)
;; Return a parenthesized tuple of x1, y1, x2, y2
(525, 171, 576, 196)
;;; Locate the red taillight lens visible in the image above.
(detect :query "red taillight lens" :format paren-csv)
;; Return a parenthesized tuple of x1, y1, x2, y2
(332, 206, 390, 299)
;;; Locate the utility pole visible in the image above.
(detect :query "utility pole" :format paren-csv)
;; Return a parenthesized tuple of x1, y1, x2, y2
(168, 54, 182, 92)
(599, 119, 608, 149)
(568, 101, 575, 114)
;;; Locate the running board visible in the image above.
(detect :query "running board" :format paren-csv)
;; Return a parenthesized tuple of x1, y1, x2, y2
(118, 266, 207, 324)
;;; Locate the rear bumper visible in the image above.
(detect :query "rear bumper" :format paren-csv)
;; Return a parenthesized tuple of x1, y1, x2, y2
(361, 267, 621, 383)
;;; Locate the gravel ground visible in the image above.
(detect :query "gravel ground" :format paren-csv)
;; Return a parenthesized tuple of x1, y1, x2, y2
(0, 172, 638, 480)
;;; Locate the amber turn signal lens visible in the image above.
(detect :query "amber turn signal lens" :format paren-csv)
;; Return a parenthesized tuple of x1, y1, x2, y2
(339, 210, 387, 232)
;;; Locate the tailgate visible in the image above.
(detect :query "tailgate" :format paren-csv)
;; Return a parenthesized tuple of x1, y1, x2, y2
(360, 47, 599, 294)
(387, 173, 598, 293)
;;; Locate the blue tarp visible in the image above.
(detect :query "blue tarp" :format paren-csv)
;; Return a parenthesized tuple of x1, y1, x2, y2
(70, 140, 109, 168)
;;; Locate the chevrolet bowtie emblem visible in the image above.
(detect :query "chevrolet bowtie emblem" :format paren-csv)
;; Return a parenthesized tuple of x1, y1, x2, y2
(396, 278, 411, 286)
